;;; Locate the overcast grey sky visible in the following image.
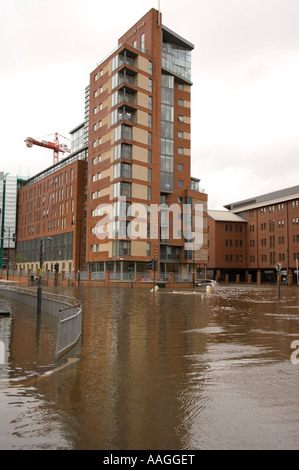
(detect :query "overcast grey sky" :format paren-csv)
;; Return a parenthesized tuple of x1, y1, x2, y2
(1, 0, 298, 209)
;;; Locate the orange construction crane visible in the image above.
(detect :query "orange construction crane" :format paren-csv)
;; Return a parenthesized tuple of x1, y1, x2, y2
(25, 132, 71, 164)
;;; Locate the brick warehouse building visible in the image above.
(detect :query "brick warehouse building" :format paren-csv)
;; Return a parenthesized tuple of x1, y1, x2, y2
(208, 186, 299, 284)
(16, 124, 87, 275)
(207, 210, 247, 282)
(14, 8, 208, 281)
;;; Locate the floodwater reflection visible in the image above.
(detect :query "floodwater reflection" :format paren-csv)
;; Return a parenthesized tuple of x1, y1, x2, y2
(0, 285, 299, 449)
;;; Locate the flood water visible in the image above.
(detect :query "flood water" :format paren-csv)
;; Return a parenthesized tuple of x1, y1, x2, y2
(0, 284, 298, 450)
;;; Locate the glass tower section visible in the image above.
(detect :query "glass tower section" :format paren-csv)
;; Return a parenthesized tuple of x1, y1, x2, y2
(162, 42, 191, 83)
(160, 74, 174, 192)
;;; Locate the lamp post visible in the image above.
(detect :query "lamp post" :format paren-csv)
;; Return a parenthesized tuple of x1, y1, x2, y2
(37, 237, 52, 315)
(2, 228, 14, 280)
(275, 263, 282, 301)
(71, 218, 82, 287)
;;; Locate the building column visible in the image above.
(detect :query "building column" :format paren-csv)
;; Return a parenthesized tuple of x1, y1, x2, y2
(257, 270, 262, 285)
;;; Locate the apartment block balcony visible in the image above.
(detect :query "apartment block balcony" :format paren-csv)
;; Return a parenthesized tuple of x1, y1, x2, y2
(112, 48, 138, 72)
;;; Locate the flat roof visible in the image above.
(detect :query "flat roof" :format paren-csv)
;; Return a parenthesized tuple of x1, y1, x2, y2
(162, 25, 194, 51)
(224, 185, 299, 212)
(208, 210, 247, 223)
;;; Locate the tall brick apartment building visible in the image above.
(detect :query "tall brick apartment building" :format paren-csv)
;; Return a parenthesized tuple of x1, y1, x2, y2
(86, 8, 207, 277)
(208, 186, 299, 284)
(15, 8, 208, 278)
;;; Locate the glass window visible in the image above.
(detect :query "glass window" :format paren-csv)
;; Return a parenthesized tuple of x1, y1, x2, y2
(148, 96, 152, 110)
(161, 104, 174, 122)
(112, 241, 131, 257)
(141, 33, 145, 51)
(113, 181, 132, 198)
(148, 78, 152, 92)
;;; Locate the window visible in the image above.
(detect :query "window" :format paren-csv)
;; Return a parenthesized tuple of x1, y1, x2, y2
(147, 168, 152, 182)
(178, 180, 183, 187)
(178, 84, 184, 91)
(113, 162, 132, 179)
(178, 164, 183, 171)
(113, 181, 132, 198)
(178, 115, 184, 122)
(92, 190, 101, 200)
(178, 147, 184, 155)
(92, 173, 101, 182)
(178, 131, 184, 138)
(112, 241, 131, 257)
(114, 124, 132, 142)
(178, 99, 184, 106)
(148, 96, 152, 110)
(140, 32, 145, 51)
(149, 61, 153, 74)
(114, 143, 132, 161)
(148, 114, 152, 128)
(148, 78, 152, 92)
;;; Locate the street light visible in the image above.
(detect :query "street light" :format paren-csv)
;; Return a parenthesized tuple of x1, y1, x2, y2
(37, 237, 52, 315)
(275, 263, 282, 300)
(71, 218, 82, 286)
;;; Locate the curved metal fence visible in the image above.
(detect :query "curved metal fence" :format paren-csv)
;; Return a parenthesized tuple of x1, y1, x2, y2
(0, 285, 82, 361)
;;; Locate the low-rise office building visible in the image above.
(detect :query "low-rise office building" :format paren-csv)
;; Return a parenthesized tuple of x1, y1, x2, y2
(208, 185, 299, 284)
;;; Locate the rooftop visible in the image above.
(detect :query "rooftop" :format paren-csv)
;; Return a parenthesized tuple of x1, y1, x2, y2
(208, 210, 247, 223)
(224, 185, 299, 212)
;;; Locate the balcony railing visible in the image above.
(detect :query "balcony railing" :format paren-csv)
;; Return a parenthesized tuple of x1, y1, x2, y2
(117, 112, 136, 124)
(118, 75, 136, 87)
(119, 56, 137, 69)
(117, 93, 137, 106)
